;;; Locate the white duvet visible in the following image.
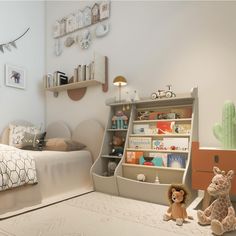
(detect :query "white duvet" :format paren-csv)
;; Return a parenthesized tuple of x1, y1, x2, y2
(0, 144, 37, 191)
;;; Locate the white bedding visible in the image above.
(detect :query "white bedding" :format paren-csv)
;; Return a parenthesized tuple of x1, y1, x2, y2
(0, 149, 93, 218)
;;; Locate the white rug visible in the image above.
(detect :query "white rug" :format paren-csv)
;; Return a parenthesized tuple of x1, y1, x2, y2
(0, 192, 235, 236)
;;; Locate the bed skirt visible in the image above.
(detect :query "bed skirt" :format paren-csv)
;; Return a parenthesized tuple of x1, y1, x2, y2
(0, 150, 93, 219)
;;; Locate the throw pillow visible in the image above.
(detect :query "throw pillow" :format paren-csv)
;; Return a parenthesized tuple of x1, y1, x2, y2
(21, 132, 47, 151)
(44, 138, 86, 151)
(9, 124, 41, 148)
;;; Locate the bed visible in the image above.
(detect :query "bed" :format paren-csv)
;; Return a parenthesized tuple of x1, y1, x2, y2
(0, 119, 104, 219)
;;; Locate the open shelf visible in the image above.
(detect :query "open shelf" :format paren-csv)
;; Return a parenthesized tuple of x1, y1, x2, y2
(126, 148, 188, 153)
(129, 134, 191, 137)
(133, 118, 192, 123)
(45, 79, 102, 93)
(101, 155, 122, 159)
(107, 129, 128, 132)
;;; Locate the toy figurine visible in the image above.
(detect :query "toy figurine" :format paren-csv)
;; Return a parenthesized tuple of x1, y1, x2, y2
(137, 173, 146, 182)
(112, 110, 128, 129)
(197, 167, 236, 235)
(163, 184, 193, 226)
(109, 135, 124, 157)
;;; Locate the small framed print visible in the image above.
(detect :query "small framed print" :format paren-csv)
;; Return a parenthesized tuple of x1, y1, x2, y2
(5, 64, 26, 89)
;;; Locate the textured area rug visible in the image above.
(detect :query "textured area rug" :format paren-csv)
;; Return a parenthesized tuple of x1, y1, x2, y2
(0, 192, 235, 236)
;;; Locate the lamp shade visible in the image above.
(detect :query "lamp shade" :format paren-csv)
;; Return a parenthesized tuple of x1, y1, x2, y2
(113, 76, 127, 86)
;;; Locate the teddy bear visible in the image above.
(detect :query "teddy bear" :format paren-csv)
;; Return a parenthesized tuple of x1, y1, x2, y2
(197, 167, 236, 235)
(163, 184, 193, 226)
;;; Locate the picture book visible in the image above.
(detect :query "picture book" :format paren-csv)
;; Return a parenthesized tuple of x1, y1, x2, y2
(149, 153, 168, 167)
(129, 137, 152, 149)
(133, 124, 149, 134)
(157, 121, 175, 134)
(171, 107, 192, 119)
(173, 123, 191, 134)
(163, 137, 189, 151)
(167, 154, 187, 168)
(126, 151, 143, 164)
(152, 139, 165, 150)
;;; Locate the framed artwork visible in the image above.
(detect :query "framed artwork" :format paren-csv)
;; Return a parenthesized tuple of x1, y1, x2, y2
(5, 64, 26, 89)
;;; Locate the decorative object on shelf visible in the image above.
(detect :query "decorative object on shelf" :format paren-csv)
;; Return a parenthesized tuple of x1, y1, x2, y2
(0, 27, 30, 53)
(83, 6, 92, 26)
(137, 173, 146, 182)
(92, 3, 100, 24)
(109, 135, 124, 157)
(95, 22, 109, 37)
(79, 29, 91, 49)
(197, 167, 236, 236)
(66, 14, 76, 33)
(111, 110, 128, 129)
(100, 1, 110, 20)
(155, 175, 160, 184)
(76, 10, 84, 29)
(113, 76, 127, 102)
(54, 39, 62, 56)
(213, 100, 236, 149)
(151, 85, 176, 99)
(64, 36, 75, 47)
(163, 184, 192, 226)
(5, 64, 26, 89)
(107, 160, 117, 176)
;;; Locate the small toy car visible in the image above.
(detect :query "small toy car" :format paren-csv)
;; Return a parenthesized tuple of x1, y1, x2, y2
(151, 85, 176, 99)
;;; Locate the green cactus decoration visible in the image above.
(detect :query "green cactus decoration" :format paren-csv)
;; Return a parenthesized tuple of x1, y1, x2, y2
(213, 100, 236, 149)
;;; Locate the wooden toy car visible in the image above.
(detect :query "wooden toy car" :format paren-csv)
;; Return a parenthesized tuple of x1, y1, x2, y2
(151, 85, 176, 99)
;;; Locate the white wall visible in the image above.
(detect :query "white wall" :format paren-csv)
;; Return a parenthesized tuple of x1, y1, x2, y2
(46, 1, 236, 147)
(0, 1, 45, 133)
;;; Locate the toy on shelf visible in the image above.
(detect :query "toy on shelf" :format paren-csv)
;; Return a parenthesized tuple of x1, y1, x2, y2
(163, 184, 193, 226)
(213, 100, 236, 149)
(137, 173, 146, 182)
(151, 85, 176, 100)
(112, 110, 128, 129)
(197, 167, 236, 236)
(109, 135, 124, 157)
(107, 160, 117, 176)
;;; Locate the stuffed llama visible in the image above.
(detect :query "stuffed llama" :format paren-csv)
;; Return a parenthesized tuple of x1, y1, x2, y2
(197, 166, 236, 235)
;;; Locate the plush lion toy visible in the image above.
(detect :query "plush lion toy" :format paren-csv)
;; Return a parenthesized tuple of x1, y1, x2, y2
(163, 184, 193, 226)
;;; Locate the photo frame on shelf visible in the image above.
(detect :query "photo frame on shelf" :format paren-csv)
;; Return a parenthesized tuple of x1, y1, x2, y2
(5, 64, 26, 89)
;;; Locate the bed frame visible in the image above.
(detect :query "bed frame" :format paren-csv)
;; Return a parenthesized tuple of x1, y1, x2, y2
(0, 119, 104, 219)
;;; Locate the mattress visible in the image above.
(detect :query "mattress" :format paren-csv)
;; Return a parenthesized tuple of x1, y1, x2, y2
(0, 149, 93, 218)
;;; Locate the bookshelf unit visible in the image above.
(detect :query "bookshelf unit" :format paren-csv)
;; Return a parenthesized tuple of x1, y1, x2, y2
(91, 88, 198, 205)
(116, 87, 198, 205)
(90, 103, 131, 195)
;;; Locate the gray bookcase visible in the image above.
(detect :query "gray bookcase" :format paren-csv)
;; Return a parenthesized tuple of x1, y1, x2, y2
(91, 87, 198, 205)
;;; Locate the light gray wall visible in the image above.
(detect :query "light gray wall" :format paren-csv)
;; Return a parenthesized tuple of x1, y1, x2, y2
(46, 1, 236, 147)
(0, 1, 45, 133)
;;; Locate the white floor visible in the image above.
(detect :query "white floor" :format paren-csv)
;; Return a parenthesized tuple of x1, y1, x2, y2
(0, 192, 235, 236)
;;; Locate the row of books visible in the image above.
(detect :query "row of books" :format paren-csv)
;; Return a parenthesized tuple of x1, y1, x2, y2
(44, 71, 68, 88)
(126, 151, 186, 169)
(73, 62, 95, 82)
(137, 108, 192, 120)
(129, 137, 189, 151)
(133, 122, 191, 135)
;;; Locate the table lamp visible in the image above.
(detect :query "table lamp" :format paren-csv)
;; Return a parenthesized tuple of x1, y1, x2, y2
(113, 76, 127, 102)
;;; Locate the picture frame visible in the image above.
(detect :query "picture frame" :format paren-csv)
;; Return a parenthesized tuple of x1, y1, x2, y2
(5, 64, 26, 89)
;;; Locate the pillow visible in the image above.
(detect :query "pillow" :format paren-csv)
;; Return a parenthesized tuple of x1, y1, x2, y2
(44, 138, 86, 151)
(21, 132, 47, 151)
(9, 124, 41, 148)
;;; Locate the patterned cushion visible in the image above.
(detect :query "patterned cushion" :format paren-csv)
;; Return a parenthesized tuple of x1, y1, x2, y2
(21, 132, 47, 151)
(9, 124, 40, 148)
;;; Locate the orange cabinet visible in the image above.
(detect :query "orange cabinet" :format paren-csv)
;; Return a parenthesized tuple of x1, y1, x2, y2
(192, 141, 236, 194)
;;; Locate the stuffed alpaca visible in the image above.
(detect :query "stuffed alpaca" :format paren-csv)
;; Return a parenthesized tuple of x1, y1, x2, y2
(163, 184, 193, 226)
(197, 167, 236, 235)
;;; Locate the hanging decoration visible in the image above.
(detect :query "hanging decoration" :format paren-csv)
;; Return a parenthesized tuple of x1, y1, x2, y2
(0, 27, 30, 54)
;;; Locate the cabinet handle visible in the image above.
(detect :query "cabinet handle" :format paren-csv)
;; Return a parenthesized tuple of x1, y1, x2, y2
(214, 155, 219, 163)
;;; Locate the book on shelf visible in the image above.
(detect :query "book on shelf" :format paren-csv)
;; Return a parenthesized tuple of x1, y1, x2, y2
(163, 137, 189, 151)
(167, 153, 187, 168)
(171, 107, 192, 119)
(157, 121, 175, 134)
(129, 137, 152, 149)
(152, 139, 165, 150)
(149, 111, 178, 120)
(77, 65, 82, 81)
(126, 151, 143, 164)
(133, 124, 149, 134)
(173, 123, 191, 134)
(73, 68, 78, 83)
(139, 153, 168, 167)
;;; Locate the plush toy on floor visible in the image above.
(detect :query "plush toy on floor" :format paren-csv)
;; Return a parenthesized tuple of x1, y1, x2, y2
(163, 184, 193, 226)
(197, 167, 236, 235)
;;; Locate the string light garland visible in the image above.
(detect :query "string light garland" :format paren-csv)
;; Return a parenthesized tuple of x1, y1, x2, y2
(0, 27, 30, 53)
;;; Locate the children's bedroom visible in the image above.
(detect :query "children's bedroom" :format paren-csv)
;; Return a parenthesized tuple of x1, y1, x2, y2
(0, 1, 236, 235)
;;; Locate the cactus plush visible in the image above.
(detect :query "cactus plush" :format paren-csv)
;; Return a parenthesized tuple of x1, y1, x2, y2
(213, 100, 236, 149)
